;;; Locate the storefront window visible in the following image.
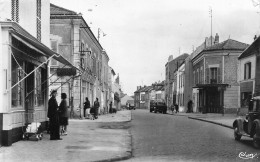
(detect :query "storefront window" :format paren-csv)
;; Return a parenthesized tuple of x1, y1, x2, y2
(11, 58, 24, 108)
(35, 68, 44, 106)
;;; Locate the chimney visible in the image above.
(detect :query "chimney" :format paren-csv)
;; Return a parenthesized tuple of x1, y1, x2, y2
(214, 33, 219, 44)
(254, 35, 258, 41)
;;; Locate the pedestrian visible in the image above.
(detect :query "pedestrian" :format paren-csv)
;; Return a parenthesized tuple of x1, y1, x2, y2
(109, 101, 113, 113)
(83, 97, 90, 118)
(59, 93, 69, 135)
(126, 102, 130, 110)
(93, 98, 100, 119)
(171, 104, 174, 114)
(47, 90, 62, 140)
(174, 103, 179, 113)
(187, 100, 193, 113)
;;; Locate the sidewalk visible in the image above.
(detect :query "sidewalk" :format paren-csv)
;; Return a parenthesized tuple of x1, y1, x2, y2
(171, 111, 242, 129)
(0, 110, 132, 162)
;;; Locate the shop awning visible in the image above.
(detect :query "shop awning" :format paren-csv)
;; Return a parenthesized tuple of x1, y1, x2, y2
(1, 21, 79, 71)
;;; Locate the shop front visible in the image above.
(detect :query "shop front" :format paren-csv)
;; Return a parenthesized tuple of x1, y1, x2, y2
(194, 84, 228, 114)
(0, 22, 78, 146)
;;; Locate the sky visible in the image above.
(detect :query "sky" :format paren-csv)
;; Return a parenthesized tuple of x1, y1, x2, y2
(51, 0, 260, 96)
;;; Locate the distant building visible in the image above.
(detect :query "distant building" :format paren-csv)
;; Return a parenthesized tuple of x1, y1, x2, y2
(165, 54, 189, 108)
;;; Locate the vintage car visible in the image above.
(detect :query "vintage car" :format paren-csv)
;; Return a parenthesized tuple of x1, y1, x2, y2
(154, 101, 167, 114)
(233, 96, 260, 148)
(150, 100, 156, 112)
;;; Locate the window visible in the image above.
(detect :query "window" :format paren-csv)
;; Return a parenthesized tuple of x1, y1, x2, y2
(156, 94, 162, 100)
(141, 94, 145, 101)
(50, 41, 58, 66)
(244, 62, 251, 80)
(36, 0, 41, 41)
(12, 57, 23, 107)
(35, 68, 44, 106)
(197, 68, 199, 84)
(210, 67, 217, 83)
(11, 0, 19, 23)
(193, 71, 195, 85)
(200, 67, 203, 84)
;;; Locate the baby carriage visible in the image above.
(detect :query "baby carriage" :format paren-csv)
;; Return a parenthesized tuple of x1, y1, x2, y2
(22, 112, 43, 141)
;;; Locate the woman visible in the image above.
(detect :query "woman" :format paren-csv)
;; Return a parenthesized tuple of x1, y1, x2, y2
(59, 93, 69, 135)
(47, 90, 62, 140)
(83, 97, 90, 118)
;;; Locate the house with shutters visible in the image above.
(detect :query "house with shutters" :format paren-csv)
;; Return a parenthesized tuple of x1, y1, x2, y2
(237, 36, 259, 113)
(50, 3, 107, 117)
(191, 37, 248, 114)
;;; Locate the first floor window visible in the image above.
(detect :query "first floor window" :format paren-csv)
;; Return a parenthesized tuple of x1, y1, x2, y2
(35, 68, 44, 106)
(12, 57, 24, 107)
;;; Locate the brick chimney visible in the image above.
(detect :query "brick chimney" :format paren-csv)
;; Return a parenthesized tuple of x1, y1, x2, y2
(214, 33, 219, 44)
(254, 35, 258, 40)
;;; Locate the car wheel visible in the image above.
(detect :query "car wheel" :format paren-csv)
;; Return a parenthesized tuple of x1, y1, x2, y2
(234, 126, 242, 141)
(253, 134, 260, 149)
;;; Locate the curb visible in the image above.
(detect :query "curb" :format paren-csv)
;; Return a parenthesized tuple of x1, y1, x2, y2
(93, 111, 133, 162)
(188, 117, 233, 129)
(94, 152, 132, 162)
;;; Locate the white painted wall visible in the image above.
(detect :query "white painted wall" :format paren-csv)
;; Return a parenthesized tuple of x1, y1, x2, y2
(0, 0, 50, 47)
(238, 55, 256, 82)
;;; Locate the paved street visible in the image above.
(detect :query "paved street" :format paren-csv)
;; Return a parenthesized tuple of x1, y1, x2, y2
(124, 109, 260, 162)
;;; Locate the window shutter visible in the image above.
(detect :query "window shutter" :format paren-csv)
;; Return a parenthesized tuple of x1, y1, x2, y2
(244, 64, 246, 80)
(217, 68, 221, 83)
(249, 62, 251, 79)
(206, 68, 209, 84)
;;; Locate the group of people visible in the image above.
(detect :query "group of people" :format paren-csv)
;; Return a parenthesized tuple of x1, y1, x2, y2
(83, 97, 100, 119)
(170, 100, 193, 114)
(170, 103, 179, 114)
(47, 90, 69, 140)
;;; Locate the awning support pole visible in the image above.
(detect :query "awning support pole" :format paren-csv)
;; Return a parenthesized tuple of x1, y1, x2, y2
(25, 64, 68, 98)
(8, 54, 57, 92)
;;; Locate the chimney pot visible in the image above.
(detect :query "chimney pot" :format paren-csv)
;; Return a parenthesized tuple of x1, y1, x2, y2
(254, 35, 258, 40)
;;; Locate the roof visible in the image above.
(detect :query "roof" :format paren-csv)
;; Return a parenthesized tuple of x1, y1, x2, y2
(238, 36, 259, 59)
(192, 39, 249, 62)
(203, 39, 249, 52)
(50, 3, 77, 15)
(50, 4, 103, 51)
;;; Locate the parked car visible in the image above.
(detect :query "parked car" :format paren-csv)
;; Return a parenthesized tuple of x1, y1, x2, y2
(233, 96, 260, 148)
(154, 101, 167, 114)
(150, 100, 156, 112)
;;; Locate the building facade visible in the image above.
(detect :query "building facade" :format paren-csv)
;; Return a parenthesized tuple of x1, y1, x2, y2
(237, 36, 258, 114)
(0, 0, 77, 146)
(191, 38, 248, 113)
(50, 4, 104, 117)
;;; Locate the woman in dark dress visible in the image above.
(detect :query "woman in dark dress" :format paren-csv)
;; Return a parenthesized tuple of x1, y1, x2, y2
(59, 93, 68, 135)
(47, 90, 62, 140)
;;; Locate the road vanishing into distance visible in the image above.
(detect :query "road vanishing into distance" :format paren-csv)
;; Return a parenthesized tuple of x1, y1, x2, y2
(123, 109, 260, 162)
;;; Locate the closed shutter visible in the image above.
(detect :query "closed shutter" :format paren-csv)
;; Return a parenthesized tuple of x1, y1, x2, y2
(206, 68, 209, 84)
(217, 68, 221, 83)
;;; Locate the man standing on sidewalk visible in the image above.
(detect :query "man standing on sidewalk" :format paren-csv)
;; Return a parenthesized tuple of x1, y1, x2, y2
(94, 98, 100, 119)
(48, 90, 62, 140)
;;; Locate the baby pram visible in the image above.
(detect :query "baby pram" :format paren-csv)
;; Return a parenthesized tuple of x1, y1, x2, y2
(22, 112, 43, 141)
